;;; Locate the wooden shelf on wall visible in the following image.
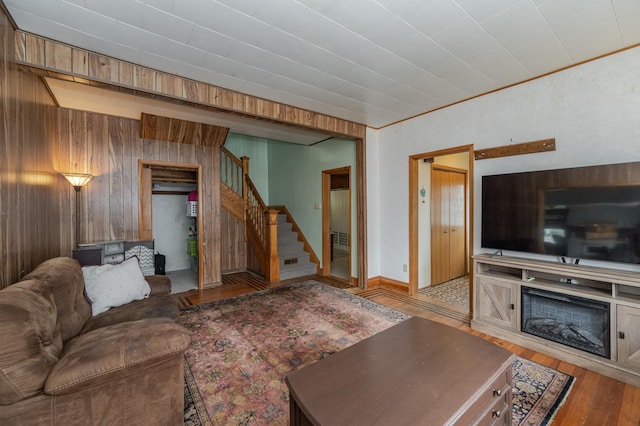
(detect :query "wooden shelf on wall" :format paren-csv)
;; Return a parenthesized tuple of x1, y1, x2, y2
(474, 138, 555, 160)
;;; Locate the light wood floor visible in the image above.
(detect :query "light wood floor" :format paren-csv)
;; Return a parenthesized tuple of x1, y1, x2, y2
(177, 273, 640, 425)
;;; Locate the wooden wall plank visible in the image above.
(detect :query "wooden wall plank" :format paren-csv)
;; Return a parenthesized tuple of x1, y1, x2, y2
(44, 40, 72, 72)
(221, 209, 247, 272)
(72, 48, 88, 76)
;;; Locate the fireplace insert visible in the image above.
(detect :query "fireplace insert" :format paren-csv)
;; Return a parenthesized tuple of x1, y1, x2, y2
(521, 286, 610, 358)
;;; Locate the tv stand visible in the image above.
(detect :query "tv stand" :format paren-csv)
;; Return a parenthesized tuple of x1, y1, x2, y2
(472, 253, 640, 387)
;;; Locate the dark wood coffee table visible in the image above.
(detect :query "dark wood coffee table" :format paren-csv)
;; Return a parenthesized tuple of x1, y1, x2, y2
(285, 317, 514, 425)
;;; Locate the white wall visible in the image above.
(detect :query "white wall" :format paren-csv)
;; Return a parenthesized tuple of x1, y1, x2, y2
(152, 194, 192, 272)
(368, 46, 640, 281)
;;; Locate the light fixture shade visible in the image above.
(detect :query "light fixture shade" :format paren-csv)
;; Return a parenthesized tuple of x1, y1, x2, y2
(62, 172, 93, 188)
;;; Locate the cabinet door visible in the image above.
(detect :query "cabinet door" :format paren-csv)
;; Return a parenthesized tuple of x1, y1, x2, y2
(475, 277, 517, 330)
(617, 305, 640, 370)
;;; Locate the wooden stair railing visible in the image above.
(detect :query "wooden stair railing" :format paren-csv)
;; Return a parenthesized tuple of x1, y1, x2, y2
(220, 147, 246, 220)
(220, 146, 280, 281)
(245, 177, 280, 282)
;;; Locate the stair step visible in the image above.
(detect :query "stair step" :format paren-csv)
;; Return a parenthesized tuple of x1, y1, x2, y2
(276, 212, 316, 281)
(280, 261, 317, 281)
(277, 229, 297, 240)
(280, 253, 310, 266)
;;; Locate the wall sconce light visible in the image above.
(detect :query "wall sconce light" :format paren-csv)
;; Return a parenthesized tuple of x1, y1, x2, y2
(62, 173, 93, 246)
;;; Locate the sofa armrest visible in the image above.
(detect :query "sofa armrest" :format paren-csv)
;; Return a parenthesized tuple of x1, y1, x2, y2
(44, 317, 190, 396)
(145, 274, 172, 295)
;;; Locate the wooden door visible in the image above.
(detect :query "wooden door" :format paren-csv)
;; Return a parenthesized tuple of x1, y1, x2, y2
(431, 166, 467, 285)
(431, 168, 450, 284)
(449, 171, 466, 278)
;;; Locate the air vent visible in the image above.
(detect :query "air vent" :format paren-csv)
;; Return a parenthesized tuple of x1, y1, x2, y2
(284, 258, 298, 265)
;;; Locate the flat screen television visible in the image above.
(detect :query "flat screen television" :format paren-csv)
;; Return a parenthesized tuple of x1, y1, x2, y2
(481, 162, 640, 265)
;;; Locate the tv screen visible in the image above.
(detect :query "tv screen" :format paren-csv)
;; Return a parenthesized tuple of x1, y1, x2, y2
(481, 164, 640, 265)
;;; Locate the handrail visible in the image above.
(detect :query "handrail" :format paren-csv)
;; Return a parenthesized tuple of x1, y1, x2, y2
(245, 177, 268, 246)
(220, 146, 244, 197)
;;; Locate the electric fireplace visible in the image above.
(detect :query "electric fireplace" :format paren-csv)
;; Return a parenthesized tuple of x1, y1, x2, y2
(521, 286, 610, 358)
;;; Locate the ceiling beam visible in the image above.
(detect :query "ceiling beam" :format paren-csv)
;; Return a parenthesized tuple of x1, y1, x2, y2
(14, 30, 366, 139)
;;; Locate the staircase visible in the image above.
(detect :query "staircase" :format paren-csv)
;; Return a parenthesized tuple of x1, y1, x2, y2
(220, 146, 319, 282)
(277, 214, 317, 280)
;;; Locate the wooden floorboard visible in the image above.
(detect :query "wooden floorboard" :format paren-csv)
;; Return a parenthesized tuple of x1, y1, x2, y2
(174, 272, 640, 425)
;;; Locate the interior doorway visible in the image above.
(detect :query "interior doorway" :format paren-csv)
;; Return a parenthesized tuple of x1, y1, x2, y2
(431, 165, 467, 286)
(322, 167, 352, 281)
(138, 160, 202, 291)
(408, 145, 474, 307)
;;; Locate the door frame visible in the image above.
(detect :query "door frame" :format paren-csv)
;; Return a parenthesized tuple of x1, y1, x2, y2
(138, 160, 203, 290)
(322, 166, 352, 282)
(408, 145, 474, 305)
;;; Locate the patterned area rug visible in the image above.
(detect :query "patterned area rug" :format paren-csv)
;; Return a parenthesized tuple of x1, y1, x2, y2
(181, 281, 573, 425)
(419, 275, 470, 309)
(513, 358, 574, 425)
(180, 281, 408, 425)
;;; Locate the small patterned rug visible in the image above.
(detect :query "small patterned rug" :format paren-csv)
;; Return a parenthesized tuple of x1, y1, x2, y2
(181, 281, 573, 425)
(419, 275, 469, 309)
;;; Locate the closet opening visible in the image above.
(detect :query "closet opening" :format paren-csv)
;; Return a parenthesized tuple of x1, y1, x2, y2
(139, 161, 202, 293)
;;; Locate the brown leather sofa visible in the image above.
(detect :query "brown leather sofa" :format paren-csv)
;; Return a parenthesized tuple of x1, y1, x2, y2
(0, 257, 191, 425)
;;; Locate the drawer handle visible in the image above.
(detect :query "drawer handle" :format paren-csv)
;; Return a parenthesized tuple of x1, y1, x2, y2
(493, 388, 502, 397)
(492, 410, 501, 418)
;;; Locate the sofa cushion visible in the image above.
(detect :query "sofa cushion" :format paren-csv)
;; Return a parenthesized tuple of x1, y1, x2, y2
(82, 257, 151, 316)
(81, 294, 180, 334)
(44, 318, 190, 395)
(0, 280, 63, 405)
(21, 257, 91, 343)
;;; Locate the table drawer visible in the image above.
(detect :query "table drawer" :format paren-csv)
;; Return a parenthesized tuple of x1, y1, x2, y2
(455, 365, 512, 425)
(474, 399, 510, 426)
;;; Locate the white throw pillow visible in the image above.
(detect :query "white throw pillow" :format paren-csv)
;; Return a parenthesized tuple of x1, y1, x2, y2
(82, 257, 151, 316)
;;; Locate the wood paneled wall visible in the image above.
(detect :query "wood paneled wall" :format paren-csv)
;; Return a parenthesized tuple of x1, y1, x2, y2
(220, 209, 246, 273)
(53, 109, 223, 287)
(0, 8, 68, 288)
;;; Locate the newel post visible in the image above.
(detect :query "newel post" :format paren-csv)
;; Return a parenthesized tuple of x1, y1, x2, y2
(266, 209, 280, 282)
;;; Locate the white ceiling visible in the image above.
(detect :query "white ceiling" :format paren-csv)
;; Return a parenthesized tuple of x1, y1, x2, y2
(6, 0, 640, 130)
